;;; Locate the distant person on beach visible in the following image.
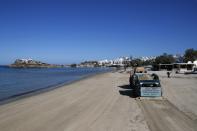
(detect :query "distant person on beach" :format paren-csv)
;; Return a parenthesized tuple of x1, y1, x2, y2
(167, 72, 171, 78)
(124, 65, 127, 71)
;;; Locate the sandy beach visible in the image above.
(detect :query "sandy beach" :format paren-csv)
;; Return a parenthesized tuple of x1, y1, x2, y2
(0, 72, 149, 131)
(139, 71, 197, 131)
(0, 71, 197, 131)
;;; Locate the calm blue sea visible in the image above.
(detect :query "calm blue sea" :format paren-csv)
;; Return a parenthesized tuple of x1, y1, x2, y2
(0, 66, 111, 102)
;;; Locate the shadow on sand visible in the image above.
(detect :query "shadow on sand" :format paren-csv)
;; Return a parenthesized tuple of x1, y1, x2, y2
(118, 85, 131, 89)
(118, 84, 136, 98)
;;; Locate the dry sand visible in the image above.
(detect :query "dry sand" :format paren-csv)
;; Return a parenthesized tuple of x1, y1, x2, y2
(150, 71, 197, 120)
(140, 71, 197, 131)
(0, 72, 149, 131)
(137, 99, 197, 131)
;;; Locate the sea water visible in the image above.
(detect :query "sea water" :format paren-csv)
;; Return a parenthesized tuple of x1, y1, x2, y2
(0, 66, 111, 102)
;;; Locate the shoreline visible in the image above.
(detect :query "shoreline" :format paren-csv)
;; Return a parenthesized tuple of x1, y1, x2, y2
(0, 70, 114, 105)
(0, 70, 150, 131)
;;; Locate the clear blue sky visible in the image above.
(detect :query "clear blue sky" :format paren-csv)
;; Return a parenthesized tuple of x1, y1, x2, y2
(0, 0, 197, 64)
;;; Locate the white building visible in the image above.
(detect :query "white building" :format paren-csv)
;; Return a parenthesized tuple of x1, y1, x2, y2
(98, 59, 113, 66)
(193, 60, 197, 68)
(139, 56, 156, 61)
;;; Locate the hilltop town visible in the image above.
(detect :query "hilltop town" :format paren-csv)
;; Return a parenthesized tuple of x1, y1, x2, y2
(74, 49, 197, 71)
(75, 55, 183, 68)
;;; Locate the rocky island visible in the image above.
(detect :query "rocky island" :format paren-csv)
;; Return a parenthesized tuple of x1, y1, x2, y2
(10, 59, 63, 68)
